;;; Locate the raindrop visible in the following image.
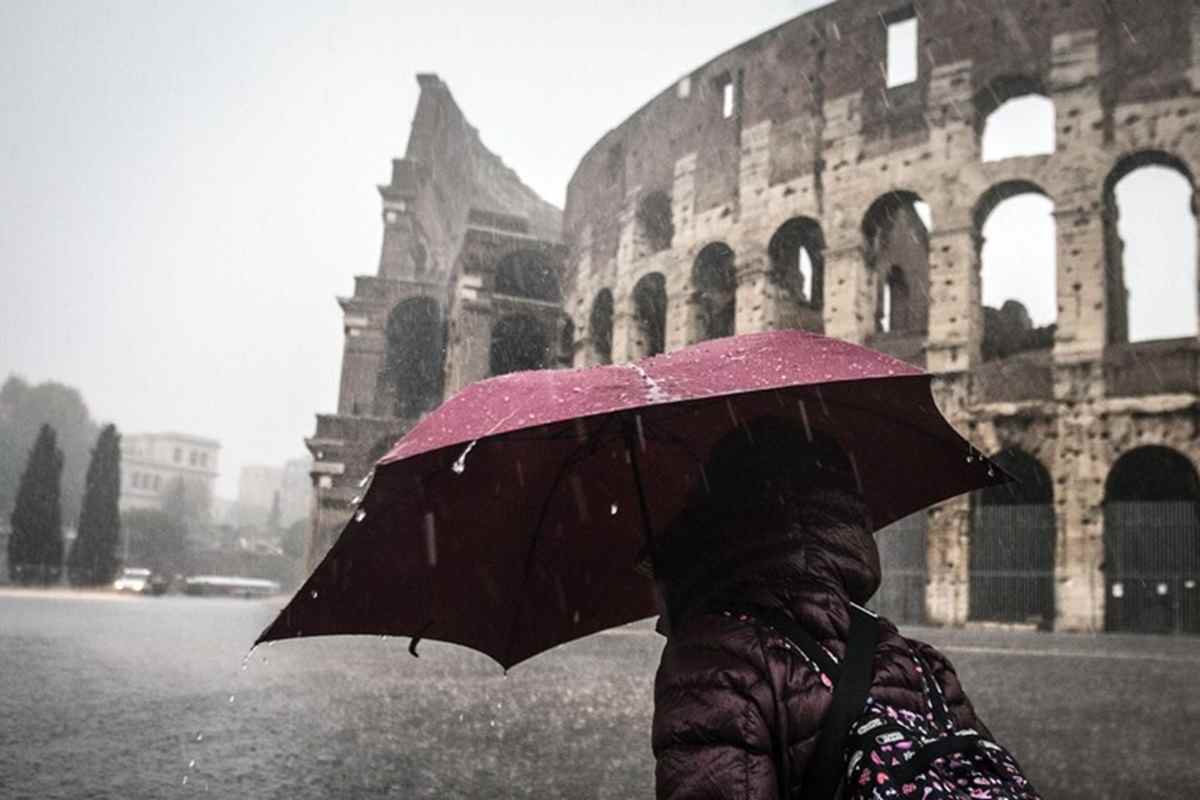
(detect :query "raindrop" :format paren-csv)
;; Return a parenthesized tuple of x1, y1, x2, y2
(610, 503, 618, 516)
(847, 451, 863, 493)
(635, 414, 647, 452)
(452, 440, 478, 475)
(357, 472, 372, 488)
(310, 590, 319, 600)
(797, 400, 813, 441)
(570, 475, 590, 523)
(182, 776, 189, 786)
(351, 495, 362, 505)
(228, 695, 235, 704)
(189, 759, 196, 769)
(987, 465, 995, 478)
(424, 512, 438, 566)
(572, 610, 581, 624)
(195, 733, 204, 742)
(354, 508, 366, 523)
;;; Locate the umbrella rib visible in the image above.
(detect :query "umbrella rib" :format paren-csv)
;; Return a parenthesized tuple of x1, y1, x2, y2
(499, 414, 620, 668)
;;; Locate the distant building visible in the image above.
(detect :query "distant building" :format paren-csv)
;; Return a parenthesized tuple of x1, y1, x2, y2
(120, 433, 220, 514)
(236, 457, 312, 529)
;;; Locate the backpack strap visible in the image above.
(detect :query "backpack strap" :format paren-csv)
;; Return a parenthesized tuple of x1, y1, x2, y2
(806, 604, 879, 799)
(738, 603, 880, 799)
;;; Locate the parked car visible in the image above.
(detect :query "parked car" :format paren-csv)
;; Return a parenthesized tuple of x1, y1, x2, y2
(112, 567, 152, 593)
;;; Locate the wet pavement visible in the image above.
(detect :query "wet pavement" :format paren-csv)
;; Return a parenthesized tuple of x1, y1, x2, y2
(2, 589, 1197, 798)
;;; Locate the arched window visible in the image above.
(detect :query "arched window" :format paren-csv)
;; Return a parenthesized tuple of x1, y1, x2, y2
(974, 181, 1056, 361)
(862, 192, 930, 336)
(590, 289, 614, 365)
(494, 250, 561, 302)
(490, 314, 549, 376)
(970, 448, 1056, 627)
(977, 77, 1055, 162)
(692, 243, 736, 342)
(768, 217, 825, 329)
(382, 298, 444, 418)
(632, 273, 667, 358)
(1104, 151, 1198, 344)
(1104, 446, 1200, 634)
(637, 190, 674, 253)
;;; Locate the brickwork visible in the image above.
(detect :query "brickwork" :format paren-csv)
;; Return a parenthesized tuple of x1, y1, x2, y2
(306, 75, 564, 568)
(563, 0, 1200, 631)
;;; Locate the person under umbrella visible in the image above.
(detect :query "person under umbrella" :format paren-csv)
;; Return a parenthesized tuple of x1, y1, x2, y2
(649, 415, 1035, 799)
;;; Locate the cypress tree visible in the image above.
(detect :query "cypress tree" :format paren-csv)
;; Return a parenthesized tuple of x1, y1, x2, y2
(8, 424, 64, 585)
(67, 424, 122, 586)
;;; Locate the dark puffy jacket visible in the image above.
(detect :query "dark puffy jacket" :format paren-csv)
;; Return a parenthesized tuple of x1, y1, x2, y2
(651, 517, 989, 799)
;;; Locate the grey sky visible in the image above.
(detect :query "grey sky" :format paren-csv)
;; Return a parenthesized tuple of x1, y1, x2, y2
(1, 1, 1194, 497)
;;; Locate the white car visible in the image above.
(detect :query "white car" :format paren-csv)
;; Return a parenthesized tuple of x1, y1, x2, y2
(112, 567, 153, 593)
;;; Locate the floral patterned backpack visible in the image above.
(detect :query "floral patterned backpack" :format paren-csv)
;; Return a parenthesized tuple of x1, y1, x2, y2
(745, 603, 1042, 800)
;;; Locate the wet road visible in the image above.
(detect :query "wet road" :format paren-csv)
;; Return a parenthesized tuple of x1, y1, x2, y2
(2, 590, 1198, 798)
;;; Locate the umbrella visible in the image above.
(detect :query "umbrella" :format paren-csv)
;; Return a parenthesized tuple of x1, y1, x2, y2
(256, 330, 1005, 669)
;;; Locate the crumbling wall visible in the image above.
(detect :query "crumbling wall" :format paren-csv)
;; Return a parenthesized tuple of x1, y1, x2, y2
(564, 0, 1200, 632)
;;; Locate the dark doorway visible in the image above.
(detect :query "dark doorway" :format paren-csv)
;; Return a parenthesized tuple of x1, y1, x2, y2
(490, 314, 549, 376)
(969, 448, 1056, 626)
(1104, 446, 1200, 634)
(382, 297, 445, 419)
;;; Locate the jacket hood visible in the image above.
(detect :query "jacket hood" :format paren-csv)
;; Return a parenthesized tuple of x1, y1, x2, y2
(657, 486, 882, 621)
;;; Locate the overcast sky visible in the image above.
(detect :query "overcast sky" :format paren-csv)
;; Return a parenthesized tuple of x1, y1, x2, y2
(2, 0, 1194, 498)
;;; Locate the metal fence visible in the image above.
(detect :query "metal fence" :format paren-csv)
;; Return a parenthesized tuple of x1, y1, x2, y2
(968, 503, 1056, 627)
(868, 511, 927, 625)
(1104, 501, 1200, 634)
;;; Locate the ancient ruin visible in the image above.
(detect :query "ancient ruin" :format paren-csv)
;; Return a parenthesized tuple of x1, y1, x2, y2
(310, 1, 1200, 635)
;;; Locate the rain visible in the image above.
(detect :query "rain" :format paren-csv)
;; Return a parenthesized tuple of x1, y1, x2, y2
(2, 1, 1199, 798)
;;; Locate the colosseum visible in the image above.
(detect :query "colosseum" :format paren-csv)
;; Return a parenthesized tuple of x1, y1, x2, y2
(306, 0, 1200, 636)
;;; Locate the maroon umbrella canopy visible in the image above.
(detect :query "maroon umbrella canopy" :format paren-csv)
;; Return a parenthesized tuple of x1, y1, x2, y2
(257, 330, 1005, 669)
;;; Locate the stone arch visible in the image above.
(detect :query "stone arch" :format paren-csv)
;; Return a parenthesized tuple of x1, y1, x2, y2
(490, 313, 550, 376)
(636, 190, 674, 253)
(691, 243, 737, 342)
(589, 289, 614, 365)
(973, 180, 1056, 362)
(975, 75, 1055, 162)
(969, 447, 1056, 627)
(1103, 150, 1198, 344)
(1103, 445, 1200, 634)
(381, 297, 445, 419)
(631, 273, 667, 358)
(494, 249, 561, 302)
(862, 191, 930, 336)
(767, 217, 825, 333)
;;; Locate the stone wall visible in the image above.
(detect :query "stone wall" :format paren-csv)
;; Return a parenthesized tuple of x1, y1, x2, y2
(563, 0, 1200, 631)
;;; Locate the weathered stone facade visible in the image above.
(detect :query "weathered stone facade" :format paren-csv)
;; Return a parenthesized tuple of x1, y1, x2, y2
(563, 0, 1200, 633)
(313, 2, 1200, 633)
(306, 75, 565, 565)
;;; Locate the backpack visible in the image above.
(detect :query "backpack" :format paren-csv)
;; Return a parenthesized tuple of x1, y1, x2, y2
(741, 603, 1041, 800)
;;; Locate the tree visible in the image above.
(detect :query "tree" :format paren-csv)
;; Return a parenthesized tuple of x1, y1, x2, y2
(8, 424, 65, 584)
(0, 375, 98, 524)
(67, 424, 122, 585)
